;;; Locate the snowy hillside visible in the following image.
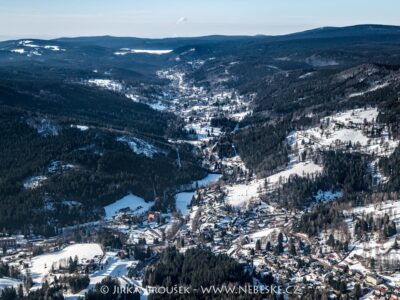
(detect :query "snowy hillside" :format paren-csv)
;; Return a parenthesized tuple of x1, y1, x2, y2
(29, 244, 103, 284)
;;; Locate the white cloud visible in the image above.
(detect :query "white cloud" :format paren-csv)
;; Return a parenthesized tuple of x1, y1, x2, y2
(176, 17, 188, 24)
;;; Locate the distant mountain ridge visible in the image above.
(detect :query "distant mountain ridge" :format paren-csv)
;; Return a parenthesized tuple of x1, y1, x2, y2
(2, 24, 400, 50)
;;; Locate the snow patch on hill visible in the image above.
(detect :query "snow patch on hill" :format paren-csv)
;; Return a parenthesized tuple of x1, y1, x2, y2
(326, 107, 379, 124)
(299, 72, 315, 79)
(23, 176, 48, 189)
(116, 136, 161, 158)
(11, 48, 25, 54)
(288, 107, 398, 158)
(114, 48, 172, 55)
(268, 161, 323, 186)
(27, 118, 59, 136)
(348, 82, 389, 98)
(47, 161, 75, 173)
(125, 93, 167, 111)
(43, 45, 64, 51)
(225, 161, 322, 208)
(70, 124, 89, 131)
(313, 190, 343, 202)
(86, 79, 123, 92)
(10, 40, 65, 56)
(306, 55, 339, 67)
(104, 194, 153, 219)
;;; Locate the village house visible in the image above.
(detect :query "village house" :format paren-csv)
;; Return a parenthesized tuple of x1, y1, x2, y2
(0, 237, 16, 249)
(147, 212, 161, 223)
(366, 274, 384, 286)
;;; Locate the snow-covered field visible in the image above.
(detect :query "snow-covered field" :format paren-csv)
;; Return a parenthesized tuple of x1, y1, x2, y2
(64, 252, 134, 300)
(176, 192, 195, 215)
(251, 227, 277, 240)
(267, 161, 322, 186)
(224, 180, 263, 208)
(87, 253, 131, 287)
(114, 48, 172, 55)
(30, 244, 103, 284)
(104, 194, 153, 219)
(192, 173, 221, 189)
(225, 161, 322, 208)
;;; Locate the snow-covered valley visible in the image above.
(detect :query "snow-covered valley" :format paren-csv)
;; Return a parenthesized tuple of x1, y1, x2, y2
(2, 57, 400, 299)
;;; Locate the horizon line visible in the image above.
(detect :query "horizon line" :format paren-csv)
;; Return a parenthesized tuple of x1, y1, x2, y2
(1, 23, 399, 42)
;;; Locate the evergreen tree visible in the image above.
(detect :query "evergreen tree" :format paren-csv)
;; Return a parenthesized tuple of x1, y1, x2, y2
(265, 241, 271, 252)
(354, 283, 362, 299)
(255, 239, 261, 251)
(290, 242, 297, 256)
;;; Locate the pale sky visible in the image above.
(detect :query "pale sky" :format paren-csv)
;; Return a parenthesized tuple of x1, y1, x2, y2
(0, 0, 399, 40)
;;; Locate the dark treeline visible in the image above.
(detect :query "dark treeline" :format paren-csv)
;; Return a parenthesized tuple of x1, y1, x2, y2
(379, 146, 400, 191)
(144, 247, 251, 288)
(59, 275, 90, 294)
(143, 247, 260, 300)
(273, 151, 372, 208)
(295, 202, 346, 237)
(296, 192, 400, 237)
(85, 276, 140, 300)
(0, 281, 64, 300)
(233, 119, 291, 177)
(354, 213, 397, 239)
